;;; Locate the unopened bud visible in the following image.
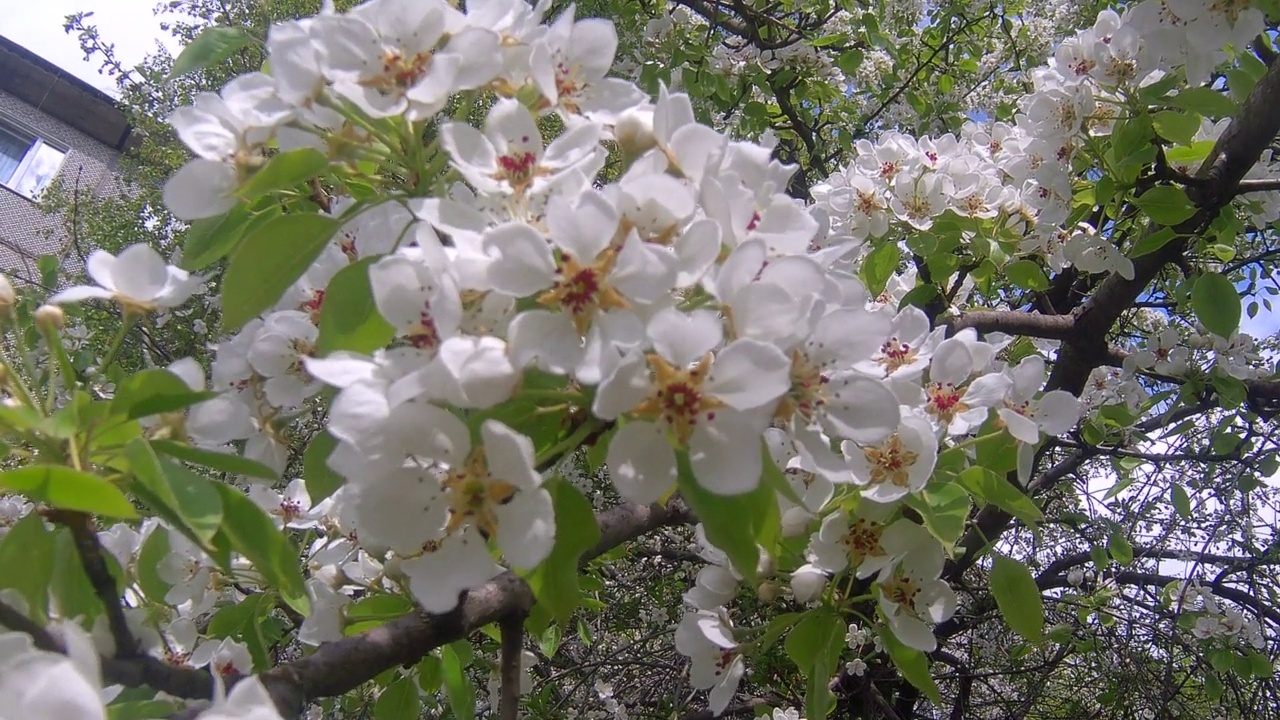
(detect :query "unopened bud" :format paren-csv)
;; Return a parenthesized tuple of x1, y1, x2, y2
(790, 564, 829, 603)
(614, 106, 656, 160)
(0, 274, 14, 308)
(34, 304, 64, 330)
(756, 550, 774, 579)
(781, 507, 812, 538)
(756, 580, 781, 603)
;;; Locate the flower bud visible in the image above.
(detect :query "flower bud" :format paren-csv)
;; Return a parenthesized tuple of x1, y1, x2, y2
(756, 579, 781, 603)
(34, 304, 64, 330)
(614, 106, 656, 160)
(756, 550, 774, 579)
(0, 273, 14, 309)
(790, 564, 828, 603)
(781, 507, 812, 538)
(1067, 568, 1085, 587)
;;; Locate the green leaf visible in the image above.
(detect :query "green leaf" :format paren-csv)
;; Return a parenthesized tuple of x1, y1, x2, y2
(990, 553, 1044, 642)
(126, 440, 223, 544)
(215, 483, 310, 615)
(1171, 484, 1192, 518)
(1005, 260, 1050, 291)
(180, 206, 252, 271)
(417, 655, 443, 693)
(880, 624, 942, 705)
(0, 513, 55, 620)
(207, 594, 272, 670)
(1191, 273, 1242, 339)
(1151, 110, 1201, 146)
(135, 526, 172, 603)
(237, 148, 329, 200)
(675, 449, 777, 583)
(975, 429, 1019, 473)
(107, 700, 182, 720)
(955, 467, 1043, 525)
(51, 529, 105, 623)
(1128, 228, 1178, 258)
(837, 49, 864, 76)
(784, 609, 844, 720)
(1165, 140, 1216, 165)
(441, 642, 476, 720)
(0, 466, 137, 519)
(150, 440, 279, 481)
(1135, 185, 1197, 226)
(316, 257, 397, 355)
(374, 677, 421, 720)
(303, 431, 346, 504)
(527, 479, 600, 625)
(907, 483, 970, 545)
(345, 594, 414, 635)
(111, 369, 215, 420)
(167, 26, 253, 80)
(1109, 114, 1153, 165)
(221, 214, 339, 332)
(742, 101, 768, 120)
(1108, 530, 1134, 565)
(1167, 87, 1237, 119)
(861, 242, 901, 297)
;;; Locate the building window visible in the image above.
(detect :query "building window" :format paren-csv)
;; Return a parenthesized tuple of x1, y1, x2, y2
(0, 120, 67, 200)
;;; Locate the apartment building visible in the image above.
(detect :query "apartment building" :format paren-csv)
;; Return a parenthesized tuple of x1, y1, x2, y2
(0, 35, 137, 282)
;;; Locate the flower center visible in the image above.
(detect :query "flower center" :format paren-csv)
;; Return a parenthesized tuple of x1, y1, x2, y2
(879, 570, 921, 614)
(409, 301, 441, 352)
(442, 450, 518, 539)
(856, 189, 884, 216)
(301, 289, 325, 323)
(862, 434, 918, 488)
(364, 49, 433, 95)
(775, 349, 830, 424)
(842, 517, 886, 567)
(925, 382, 968, 424)
(537, 249, 629, 334)
(628, 353, 725, 447)
(495, 150, 540, 192)
(276, 498, 304, 523)
(877, 337, 918, 374)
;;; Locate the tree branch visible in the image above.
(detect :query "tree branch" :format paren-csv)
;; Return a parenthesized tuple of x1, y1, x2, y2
(258, 498, 693, 716)
(498, 613, 526, 720)
(52, 510, 139, 658)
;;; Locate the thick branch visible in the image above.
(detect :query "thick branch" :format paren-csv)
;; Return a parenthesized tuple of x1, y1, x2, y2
(1039, 571, 1280, 627)
(947, 58, 1280, 580)
(258, 499, 692, 716)
(943, 310, 1076, 340)
(0, 596, 215, 701)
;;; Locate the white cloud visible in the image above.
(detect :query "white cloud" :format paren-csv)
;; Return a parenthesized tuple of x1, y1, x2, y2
(0, 0, 180, 95)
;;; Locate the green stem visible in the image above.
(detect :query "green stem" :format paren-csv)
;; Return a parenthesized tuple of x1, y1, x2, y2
(0, 343, 39, 412)
(98, 312, 138, 373)
(536, 416, 604, 470)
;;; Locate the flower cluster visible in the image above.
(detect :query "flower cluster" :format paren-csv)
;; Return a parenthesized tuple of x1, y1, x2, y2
(13, 0, 1098, 705)
(10, 0, 1273, 716)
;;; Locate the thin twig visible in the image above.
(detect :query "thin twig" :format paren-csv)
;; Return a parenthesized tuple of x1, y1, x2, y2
(498, 613, 526, 720)
(50, 510, 139, 657)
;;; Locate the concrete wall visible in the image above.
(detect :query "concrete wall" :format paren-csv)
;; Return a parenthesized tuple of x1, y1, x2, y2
(0, 87, 125, 283)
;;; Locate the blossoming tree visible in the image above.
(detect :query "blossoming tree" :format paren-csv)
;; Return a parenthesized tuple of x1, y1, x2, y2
(3, 0, 1280, 717)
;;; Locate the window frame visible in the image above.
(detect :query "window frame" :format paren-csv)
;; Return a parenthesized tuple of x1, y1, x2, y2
(0, 111, 69, 201)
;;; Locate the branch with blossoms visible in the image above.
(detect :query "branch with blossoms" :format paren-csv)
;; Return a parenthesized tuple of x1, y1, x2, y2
(3, 1, 1280, 719)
